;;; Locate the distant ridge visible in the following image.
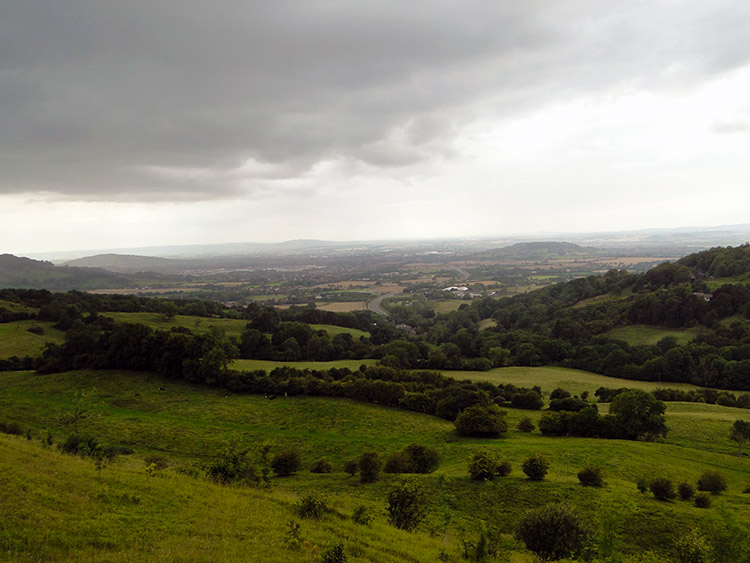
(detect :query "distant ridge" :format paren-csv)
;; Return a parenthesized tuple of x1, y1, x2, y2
(0, 254, 132, 290)
(62, 254, 176, 273)
(473, 241, 603, 260)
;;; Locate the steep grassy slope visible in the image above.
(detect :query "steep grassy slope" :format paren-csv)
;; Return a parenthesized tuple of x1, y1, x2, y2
(2, 369, 749, 561)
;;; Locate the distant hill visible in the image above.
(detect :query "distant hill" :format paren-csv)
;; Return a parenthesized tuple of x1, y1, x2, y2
(473, 241, 604, 261)
(0, 254, 133, 290)
(63, 254, 176, 273)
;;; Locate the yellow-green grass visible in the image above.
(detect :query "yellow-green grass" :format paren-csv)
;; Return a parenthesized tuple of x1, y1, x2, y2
(2, 369, 750, 561)
(0, 298, 38, 313)
(0, 320, 65, 358)
(231, 358, 378, 372)
(0, 434, 451, 563)
(309, 324, 370, 339)
(315, 301, 368, 312)
(102, 312, 249, 339)
(431, 300, 463, 313)
(478, 318, 497, 330)
(441, 366, 738, 396)
(605, 325, 698, 347)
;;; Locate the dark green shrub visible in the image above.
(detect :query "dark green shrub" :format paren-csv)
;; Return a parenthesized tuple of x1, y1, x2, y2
(522, 455, 549, 481)
(517, 417, 535, 433)
(343, 459, 358, 477)
(694, 493, 711, 508)
(650, 477, 676, 501)
(310, 459, 333, 473)
(636, 476, 649, 494)
(386, 480, 430, 531)
(320, 543, 347, 563)
(577, 467, 604, 487)
(0, 421, 24, 436)
(384, 451, 411, 474)
(384, 444, 439, 474)
(511, 390, 544, 410)
(515, 503, 593, 562)
(678, 482, 695, 500)
(549, 387, 571, 401)
(297, 494, 328, 519)
(358, 451, 381, 483)
(454, 404, 507, 437)
(402, 444, 439, 473)
(26, 325, 44, 335)
(61, 434, 100, 456)
(496, 460, 512, 477)
(271, 449, 301, 476)
(743, 486, 750, 494)
(697, 470, 727, 495)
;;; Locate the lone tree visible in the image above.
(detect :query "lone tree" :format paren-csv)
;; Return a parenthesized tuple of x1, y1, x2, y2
(358, 451, 381, 484)
(522, 455, 550, 481)
(515, 503, 593, 562)
(609, 390, 667, 441)
(730, 419, 750, 456)
(386, 480, 430, 531)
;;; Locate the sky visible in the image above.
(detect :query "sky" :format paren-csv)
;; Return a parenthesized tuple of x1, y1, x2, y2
(2, 1, 750, 254)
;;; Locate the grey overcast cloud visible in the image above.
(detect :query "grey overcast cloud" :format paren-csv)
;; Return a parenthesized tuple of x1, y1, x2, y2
(2, 1, 750, 253)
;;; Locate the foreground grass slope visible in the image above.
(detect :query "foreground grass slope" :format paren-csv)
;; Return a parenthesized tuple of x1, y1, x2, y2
(2, 369, 749, 561)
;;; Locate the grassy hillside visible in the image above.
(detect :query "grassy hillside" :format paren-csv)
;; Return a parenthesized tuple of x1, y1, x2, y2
(0, 320, 65, 357)
(2, 369, 749, 561)
(443, 366, 725, 396)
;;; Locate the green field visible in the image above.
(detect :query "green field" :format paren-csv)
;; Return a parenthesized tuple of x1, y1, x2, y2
(605, 325, 698, 347)
(0, 298, 38, 313)
(102, 312, 249, 338)
(232, 358, 379, 372)
(309, 324, 370, 339)
(442, 365, 738, 396)
(2, 368, 750, 561)
(432, 300, 464, 313)
(0, 320, 65, 358)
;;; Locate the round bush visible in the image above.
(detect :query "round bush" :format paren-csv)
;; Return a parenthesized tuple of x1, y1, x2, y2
(515, 503, 593, 562)
(522, 455, 549, 481)
(496, 460, 512, 477)
(649, 477, 676, 501)
(271, 449, 301, 477)
(678, 482, 694, 500)
(696, 470, 727, 495)
(577, 467, 604, 487)
(694, 492, 711, 508)
(517, 417, 535, 433)
(343, 459, 358, 477)
(454, 404, 507, 437)
(310, 458, 333, 473)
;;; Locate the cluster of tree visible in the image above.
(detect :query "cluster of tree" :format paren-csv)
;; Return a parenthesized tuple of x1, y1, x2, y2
(595, 385, 750, 410)
(539, 390, 668, 441)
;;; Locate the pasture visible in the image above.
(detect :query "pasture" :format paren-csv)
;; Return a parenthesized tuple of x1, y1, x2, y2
(1, 368, 750, 561)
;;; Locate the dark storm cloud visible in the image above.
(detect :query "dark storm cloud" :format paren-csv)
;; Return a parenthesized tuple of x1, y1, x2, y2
(1, 0, 749, 200)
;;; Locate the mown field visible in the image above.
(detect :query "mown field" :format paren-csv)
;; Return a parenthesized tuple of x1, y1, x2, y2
(2, 368, 749, 562)
(605, 325, 698, 347)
